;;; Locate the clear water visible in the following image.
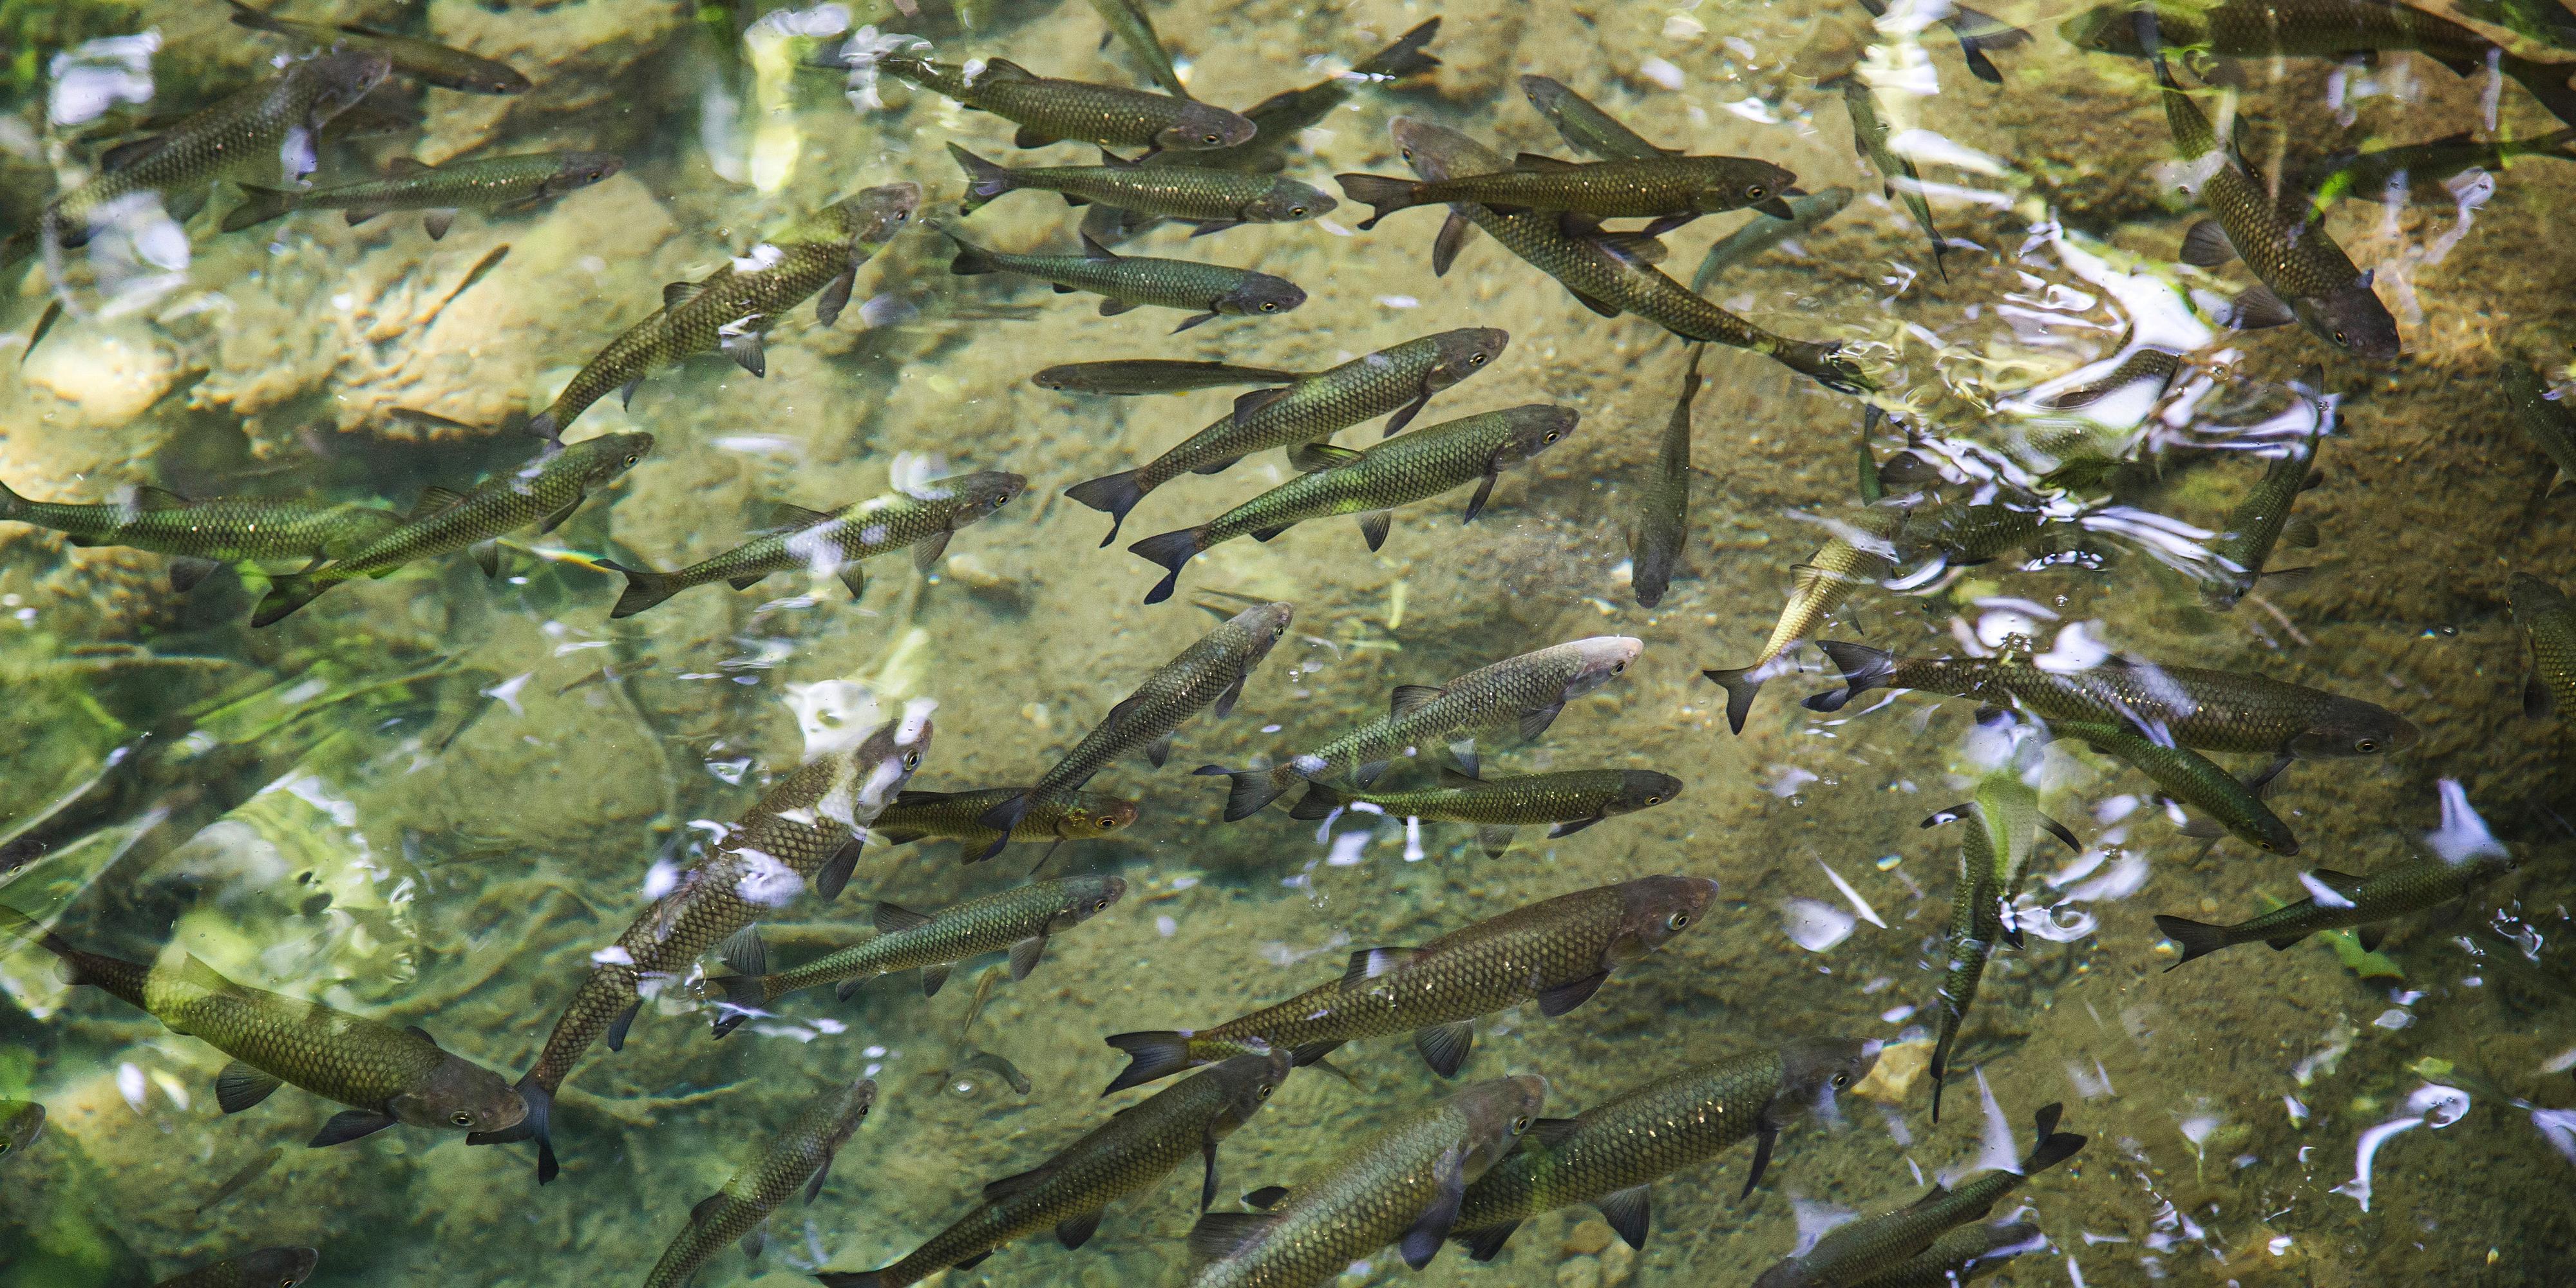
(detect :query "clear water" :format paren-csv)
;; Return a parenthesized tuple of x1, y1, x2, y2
(2, 1, 2572, 1285)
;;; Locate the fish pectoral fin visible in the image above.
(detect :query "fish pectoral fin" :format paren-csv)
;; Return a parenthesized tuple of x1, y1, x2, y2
(2527, 670, 2558, 720)
(1390, 683, 1445, 719)
(873, 900, 931, 933)
(2356, 925, 2389, 953)
(604, 999, 643, 1051)
(2178, 216, 2237, 267)
(1171, 311, 1220, 333)
(1054, 1210, 1103, 1250)
(982, 1163, 1055, 1201)
(2172, 811, 2228, 840)
(308, 1109, 399, 1148)
(717, 925, 768, 976)
(2243, 754, 2294, 799)
(1358, 511, 1394, 552)
(726, 573, 767, 591)
(167, 557, 223, 594)
(815, 269, 855, 328)
(1517, 701, 1566, 741)
(1592, 232, 1669, 266)
(690, 1193, 726, 1224)
(1740, 1124, 1779, 1197)
(2228, 283, 2297, 330)
(1187, 1211, 1282, 1264)
(1524, 1115, 1582, 1151)
(1199, 1135, 1224, 1211)
(1460, 1221, 1521, 1262)
(1242, 1184, 1290, 1211)
(2038, 812, 2083, 853)
(837, 564, 867, 600)
(720, 329, 767, 377)
(911, 528, 952, 573)
(1342, 946, 1419, 986)
(421, 209, 456, 241)
(1009, 934, 1048, 981)
(1431, 211, 1475, 278)
(1463, 472, 1498, 523)
(1286, 440, 1361, 472)
(1414, 1019, 1475, 1078)
(1534, 969, 1609, 1018)
(1232, 385, 1293, 430)
(1447, 739, 1481, 778)
(919, 963, 952, 997)
(1398, 1145, 1470, 1269)
(2257, 565, 2316, 593)
(1144, 732, 1177, 768)
(1188, 220, 1242, 238)
(1640, 212, 1704, 238)
(804, 1147, 838, 1205)
(1249, 522, 1294, 543)
(410, 486, 468, 520)
(537, 497, 582, 535)
(739, 1220, 768, 1260)
(619, 378, 643, 410)
(1546, 815, 1603, 840)
(133, 484, 190, 510)
(1595, 1184, 1653, 1251)
(1476, 824, 1516, 858)
(1097, 296, 1138, 316)
(2282, 516, 2320, 548)
(814, 833, 863, 900)
(663, 279, 706, 310)
(1439, 765, 1484, 787)
(1213, 673, 1247, 719)
(1566, 287, 1622, 318)
(214, 1062, 285, 1114)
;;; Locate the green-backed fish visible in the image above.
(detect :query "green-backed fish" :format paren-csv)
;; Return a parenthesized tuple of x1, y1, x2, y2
(2202, 428, 2324, 610)
(527, 183, 919, 439)
(2155, 853, 2519, 967)
(1104, 876, 1714, 1092)
(1846, 1221, 2043, 1288)
(1086, 0, 1188, 99)
(1035, 359, 1309, 395)
(1832, 74, 1946, 281)
(0, 1100, 43, 1162)
(1065, 328, 1508, 542)
(227, 0, 529, 94)
(1701, 504, 1900, 734)
(819, 1050, 1294, 1288)
(1451, 1039, 1878, 1260)
(1145, 20, 1439, 175)
(1518, 76, 1676, 162)
(1692, 185, 1855, 291)
(602, 470, 1023, 617)
(869, 786, 1138, 852)
(1202, 635, 1643, 819)
(2514, 572, 2576, 721)
(1337, 154, 1799, 234)
(2049, 717, 2300, 854)
(250, 431, 651, 625)
(1127, 404, 1578, 604)
(944, 228, 1305, 332)
(1186, 1075, 1547, 1287)
(1888, 496, 2056, 568)
(642, 1079, 875, 1288)
(0, 479, 401, 591)
(1922, 771, 2077, 1122)
(1631, 347, 1702, 607)
(2301, 129, 2576, 206)
(222, 151, 621, 238)
(2504, 361, 2576, 493)
(875, 53, 1252, 151)
(950, 144, 1333, 234)
(1857, 0, 2032, 82)
(151, 1247, 320, 1288)
(1289, 768, 1682, 858)
(0, 907, 523, 1147)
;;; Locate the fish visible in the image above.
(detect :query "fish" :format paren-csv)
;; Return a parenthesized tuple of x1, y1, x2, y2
(1517, 76, 1677, 162)
(1065, 328, 1508, 543)
(1086, 0, 1189, 99)
(1144, 19, 1439, 175)
(942, 227, 1306, 332)
(1126, 404, 1578, 604)
(1843, 1220, 2045, 1288)
(869, 786, 1138, 851)
(949, 144, 1333, 234)
(1288, 768, 1682, 858)
(250, 431, 652, 625)
(527, 183, 919, 439)
(226, 0, 531, 93)
(1034, 359, 1311, 395)
(2045, 717, 2301, 855)
(875, 53, 1253, 151)
(1103, 876, 1714, 1092)
(2510, 573, 2576, 721)
(1184, 1075, 1548, 1287)
(221, 151, 623, 238)
(697, 875, 1128, 1035)
(1837, 76, 1947, 280)
(1200, 635, 1643, 819)
(1803, 642, 2420, 760)
(1922, 772, 2079, 1122)
(2301, 129, 2576, 206)
(0, 906, 524, 1147)
(1631, 348, 1703, 607)
(1700, 504, 1901, 734)
(1336, 154, 1801, 235)
(817, 1050, 1294, 1288)
(2458, 0, 2576, 50)
(601, 469, 1023, 617)
(1388, 118, 1866, 392)
(1450, 1038, 1879, 1260)
(0, 480, 402, 592)
(468, 712, 929, 1183)
(2202, 428, 2325, 610)
(1855, 0, 2032, 83)
(0, 1099, 43, 1162)
(642, 1079, 875, 1288)
(1690, 185, 1855, 291)
(198, 1146, 284, 1213)
(43, 50, 392, 249)
(2154, 849, 2521, 967)
(1751, 1104, 2086, 1288)
(974, 599, 1293, 856)
(2503, 361, 2576, 493)
(151, 1247, 320, 1288)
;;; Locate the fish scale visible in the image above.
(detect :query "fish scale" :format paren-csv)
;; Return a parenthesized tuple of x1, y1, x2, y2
(1289, 636, 1642, 790)
(871, 786, 1135, 848)
(2204, 430, 2322, 609)
(1631, 348, 1701, 607)
(1844, 1222, 2038, 1288)
(1299, 770, 1676, 829)
(876, 55, 1253, 151)
(714, 875, 1124, 1010)
(952, 146, 1331, 225)
(0, 486, 399, 564)
(222, 151, 621, 234)
(1752, 1104, 2083, 1287)
(2514, 573, 2576, 721)
(643, 1079, 875, 1288)
(605, 471, 1023, 618)
(1701, 507, 1900, 734)
(152, 1247, 319, 1288)
(2154, 849, 2519, 965)
(1343, 155, 1797, 225)
(1520, 76, 1673, 162)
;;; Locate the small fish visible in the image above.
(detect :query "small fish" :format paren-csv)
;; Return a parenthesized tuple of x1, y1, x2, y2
(1146, 20, 1439, 175)
(0, 480, 402, 591)
(1337, 154, 1801, 237)
(876, 53, 1252, 151)
(1701, 503, 1900, 734)
(2511, 573, 2576, 722)
(1518, 76, 1677, 162)
(1855, 0, 2031, 83)
(1127, 404, 1577, 603)
(2202, 428, 2325, 610)
(817, 1050, 1293, 1288)
(222, 151, 621, 238)
(2458, 0, 2576, 50)
(1922, 772, 2078, 1122)
(198, 1146, 285, 1213)
(1185, 1075, 1547, 1287)
(2047, 717, 2300, 855)
(1751, 1104, 2085, 1288)
(2301, 129, 2576, 206)
(1290, 768, 1681, 858)
(251, 431, 652, 625)
(0, 907, 524, 1147)
(2155, 849, 2519, 968)
(1844, 1220, 2045, 1288)
(1104, 877, 1713, 1091)
(603, 470, 1023, 617)
(1690, 185, 1854, 292)
(0, 1100, 43, 1162)
(1630, 348, 1702, 607)
(1034, 359, 1309, 395)
(950, 144, 1332, 234)
(1837, 75, 1947, 280)
(556, 656, 655, 696)
(642, 1079, 875, 1288)
(151, 1247, 320, 1288)
(697, 875, 1127, 1034)
(1201, 636, 1643, 819)
(944, 227, 1305, 332)
(1450, 1039, 1877, 1260)
(227, 0, 530, 94)
(871, 786, 1137, 851)
(439, 243, 511, 313)
(2503, 361, 2576, 493)
(1065, 328, 1508, 543)
(1086, 0, 1188, 98)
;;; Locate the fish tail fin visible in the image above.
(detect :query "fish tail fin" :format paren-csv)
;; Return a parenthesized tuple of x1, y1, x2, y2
(1352, 17, 1441, 79)
(945, 142, 1017, 213)
(526, 410, 562, 446)
(220, 184, 299, 232)
(701, 975, 768, 1039)
(0, 476, 25, 520)
(2504, 57, 2576, 132)
(1700, 665, 1765, 735)
(2149, 914, 2231, 969)
(969, 792, 1031, 864)
(813, 1274, 884, 1288)
(1195, 762, 1291, 820)
(2019, 1103, 2086, 1175)
(249, 572, 328, 627)
(0, 905, 80, 972)
(1102, 1031, 1197, 1094)
(1128, 527, 1208, 605)
(599, 558, 683, 619)
(941, 227, 1001, 276)
(1770, 339, 1873, 393)
(466, 1073, 558, 1182)
(1333, 173, 1421, 230)
(1063, 469, 1146, 546)
(1285, 782, 1343, 820)
(1804, 640, 1895, 712)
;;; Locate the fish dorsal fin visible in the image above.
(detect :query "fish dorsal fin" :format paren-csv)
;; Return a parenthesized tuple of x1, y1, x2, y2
(1242, 1184, 1290, 1209)
(1514, 151, 1582, 171)
(386, 156, 431, 175)
(1097, 148, 1139, 169)
(752, 500, 838, 535)
(981, 1163, 1055, 1200)
(2306, 868, 2366, 896)
(873, 900, 932, 933)
(133, 485, 191, 511)
(1524, 1116, 1582, 1150)
(1437, 766, 1484, 788)
(409, 486, 466, 520)
(1287, 442, 1361, 472)
(1188, 1210, 1282, 1264)
(664, 279, 706, 310)
(690, 1193, 726, 1224)
(1079, 232, 1120, 261)
(1390, 683, 1444, 719)
(1904, 1182, 1953, 1210)
(1341, 946, 1416, 987)
(405, 1025, 439, 1047)
(980, 57, 1039, 81)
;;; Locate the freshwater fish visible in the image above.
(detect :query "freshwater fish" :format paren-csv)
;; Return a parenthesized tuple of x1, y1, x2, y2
(1631, 348, 1703, 607)
(1336, 155, 1800, 233)
(2300, 129, 2576, 205)
(2047, 717, 2300, 854)
(869, 786, 1137, 851)
(1887, 495, 2057, 568)
(1837, 76, 1947, 280)
(1200, 636, 1643, 819)
(601, 470, 1023, 617)
(875, 53, 1253, 151)
(1750, 1104, 2085, 1288)
(1923, 772, 2077, 1122)
(951, 144, 1333, 234)
(0, 1100, 42, 1162)
(469, 714, 927, 1183)
(943, 229, 1306, 332)
(1855, 0, 2032, 83)
(2503, 361, 2576, 491)
(1065, 328, 1508, 543)
(0, 907, 524, 1146)
(2154, 849, 2520, 966)
(1691, 185, 1855, 290)
(1087, 0, 1188, 98)
(2510, 573, 2576, 721)
(1103, 876, 1714, 1091)
(1126, 404, 1578, 604)
(2459, 0, 2576, 50)
(222, 151, 622, 238)
(1148, 19, 1440, 175)
(251, 431, 652, 625)
(226, 0, 530, 94)
(1700, 506, 1900, 734)
(1846, 1220, 2044, 1288)
(974, 599, 1291, 857)
(0, 480, 401, 591)
(1450, 1039, 1878, 1260)
(698, 875, 1128, 1034)
(2202, 428, 2324, 610)
(197, 1146, 283, 1213)
(641, 1079, 875, 1288)
(526, 183, 919, 439)
(817, 1050, 1293, 1288)
(1518, 76, 1676, 162)
(1289, 768, 1683, 858)
(1036, 359, 1310, 395)
(151, 1247, 319, 1288)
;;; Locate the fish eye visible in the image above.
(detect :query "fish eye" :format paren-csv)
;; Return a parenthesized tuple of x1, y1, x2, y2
(1400, 147, 1415, 161)
(624, 453, 640, 465)
(1667, 911, 1690, 931)
(1257, 1081, 1275, 1099)
(1289, 206, 1307, 217)
(2334, 330, 2347, 343)
(1611, 659, 1626, 674)
(1832, 1072, 1852, 1089)
(1747, 184, 1768, 198)
(1203, 133, 1221, 144)
(1094, 898, 1110, 912)
(902, 750, 922, 769)
(2358, 739, 2379, 753)
(0, 1142, 10, 1154)
(1260, 302, 1278, 312)
(1644, 795, 1662, 805)
(2257, 840, 2275, 851)
(1468, 352, 1487, 365)
(1542, 430, 1560, 443)
(1511, 1115, 1531, 1132)
(1272, 621, 1286, 637)
(450, 1112, 473, 1126)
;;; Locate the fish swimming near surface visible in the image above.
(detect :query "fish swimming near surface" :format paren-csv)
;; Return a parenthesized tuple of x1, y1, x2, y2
(2510, 572, 2576, 721)
(0, 906, 524, 1147)
(222, 151, 622, 238)
(2201, 424, 2325, 610)
(226, 0, 530, 93)
(2046, 716, 2301, 854)
(1701, 498, 1900, 734)
(949, 144, 1334, 235)
(1126, 404, 1578, 604)
(0, 1099, 43, 1162)
(1034, 359, 1311, 395)
(1518, 76, 1678, 162)
(1450, 1038, 1879, 1260)
(1692, 185, 1855, 291)
(817, 1050, 1293, 1288)
(601, 470, 1023, 617)
(874, 52, 1253, 151)
(1922, 771, 2079, 1122)
(641, 1079, 875, 1288)
(1289, 768, 1682, 858)
(868, 786, 1138, 853)
(2503, 361, 2576, 493)
(1103, 876, 1714, 1092)
(2154, 848, 2520, 967)
(151, 1247, 320, 1288)
(1086, 0, 1189, 98)
(943, 227, 1307, 332)
(1835, 73, 1948, 281)
(2300, 129, 2576, 206)
(1843, 1220, 2045, 1288)
(1855, 0, 2032, 83)
(1336, 154, 1801, 235)
(1630, 347, 1703, 607)
(0, 480, 402, 592)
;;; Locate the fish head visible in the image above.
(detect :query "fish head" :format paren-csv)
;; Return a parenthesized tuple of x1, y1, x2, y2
(944, 469, 1028, 524)
(1491, 404, 1580, 468)
(392, 1054, 528, 1134)
(1205, 1045, 1297, 1133)
(1158, 102, 1259, 151)
(2057, 4, 2201, 53)
(1772, 1036, 1880, 1120)
(567, 430, 655, 485)
(0, 1101, 42, 1157)
(2295, 279, 2401, 361)
(1048, 873, 1130, 931)
(2291, 697, 2421, 759)
(1703, 160, 1801, 215)
(230, 1247, 321, 1287)
(1391, 116, 1505, 182)
(1215, 272, 1308, 318)
(819, 1078, 880, 1151)
(1605, 874, 1719, 963)
(1060, 793, 1141, 838)
(1244, 178, 1337, 223)
(842, 708, 936, 819)
(2512, 571, 2571, 616)
(306, 51, 395, 116)
(1606, 770, 1684, 816)
(1452, 1074, 1551, 1180)
(1224, 600, 1298, 665)
(545, 151, 627, 197)
(1518, 75, 1570, 117)
(1552, 634, 1645, 703)
(1425, 327, 1512, 392)
(837, 182, 923, 252)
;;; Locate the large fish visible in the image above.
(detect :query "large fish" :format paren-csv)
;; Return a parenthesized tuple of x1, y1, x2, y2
(943, 228, 1306, 332)
(226, 0, 530, 93)
(2514, 572, 2576, 721)
(817, 1050, 1293, 1288)
(1103, 877, 1714, 1092)
(151, 1247, 320, 1288)
(0, 907, 523, 1147)
(2154, 848, 2519, 967)
(868, 786, 1138, 852)
(2503, 361, 2576, 492)
(1450, 1039, 1878, 1260)
(2047, 717, 2300, 855)
(0, 1100, 43, 1163)
(1336, 155, 1800, 233)
(1185, 1075, 1547, 1287)
(222, 151, 621, 238)
(1200, 636, 1643, 819)
(949, 144, 1333, 234)
(875, 53, 1253, 150)
(1289, 768, 1682, 859)
(0, 479, 400, 592)
(1630, 348, 1702, 607)
(2202, 427, 2324, 610)
(641, 1079, 875, 1288)
(1127, 404, 1578, 604)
